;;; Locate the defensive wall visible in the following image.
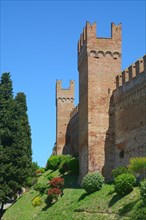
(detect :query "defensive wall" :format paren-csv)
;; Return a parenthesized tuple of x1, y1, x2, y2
(55, 21, 146, 181)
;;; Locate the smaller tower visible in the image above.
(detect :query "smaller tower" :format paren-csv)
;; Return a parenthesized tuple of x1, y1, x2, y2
(56, 80, 75, 155)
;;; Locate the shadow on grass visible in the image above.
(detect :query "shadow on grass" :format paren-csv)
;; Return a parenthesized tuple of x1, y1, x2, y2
(108, 194, 124, 207)
(78, 192, 89, 201)
(61, 173, 81, 189)
(118, 200, 139, 216)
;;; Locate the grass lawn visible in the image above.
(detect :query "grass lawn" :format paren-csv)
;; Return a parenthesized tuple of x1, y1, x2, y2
(2, 170, 146, 220)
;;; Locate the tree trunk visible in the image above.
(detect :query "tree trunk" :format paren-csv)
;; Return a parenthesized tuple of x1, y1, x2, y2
(0, 202, 4, 217)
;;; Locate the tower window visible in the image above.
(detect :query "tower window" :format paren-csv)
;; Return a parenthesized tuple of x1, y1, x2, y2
(119, 149, 124, 158)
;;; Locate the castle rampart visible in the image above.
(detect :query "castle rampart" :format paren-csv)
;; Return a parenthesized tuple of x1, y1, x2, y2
(113, 55, 146, 168)
(55, 21, 146, 182)
(56, 80, 75, 155)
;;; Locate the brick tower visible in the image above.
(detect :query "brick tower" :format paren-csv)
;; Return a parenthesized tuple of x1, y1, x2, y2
(56, 80, 75, 155)
(78, 22, 122, 180)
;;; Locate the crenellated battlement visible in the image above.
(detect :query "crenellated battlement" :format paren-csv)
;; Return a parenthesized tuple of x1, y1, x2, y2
(56, 80, 75, 102)
(70, 104, 79, 120)
(115, 55, 146, 89)
(78, 22, 122, 60)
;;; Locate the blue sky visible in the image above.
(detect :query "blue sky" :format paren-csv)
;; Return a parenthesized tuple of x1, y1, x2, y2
(1, 0, 146, 167)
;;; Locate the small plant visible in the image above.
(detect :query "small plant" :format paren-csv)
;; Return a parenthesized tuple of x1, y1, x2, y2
(46, 155, 62, 171)
(59, 155, 73, 174)
(34, 183, 47, 194)
(47, 188, 63, 202)
(26, 177, 37, 187)
(68, 158, 79, 175)
(129, 157, 146, 180)
(49, 177, 64, 189)
(114, 173, 136, 196)
(32, 196, 42, 206)
(82, 172, 104, 194)
(112, 166, 130, 179)
(47, 173, 55, 181)
(140, 179, 146, 204)
(35, 168, 45, 176)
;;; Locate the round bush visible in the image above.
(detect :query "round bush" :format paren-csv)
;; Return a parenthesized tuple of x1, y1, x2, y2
(81, 172, 104, 194)
(140, 179, 146, 204)
(34, 183, 47, 194)
(46, 155, 62, 171)
(114, 173, 136, 196)
(112, 166, 130, 179)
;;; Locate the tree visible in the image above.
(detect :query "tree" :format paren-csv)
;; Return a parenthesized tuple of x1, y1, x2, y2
(13, 92, 32, 185)
(0, 73, 33, 214)
(0, 73, 16, 213)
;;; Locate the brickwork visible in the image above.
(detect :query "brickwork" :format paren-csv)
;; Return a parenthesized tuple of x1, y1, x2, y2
(56, 80, 75, 154)
(55, 21, 146, 182)
(78, 22, 121, 180)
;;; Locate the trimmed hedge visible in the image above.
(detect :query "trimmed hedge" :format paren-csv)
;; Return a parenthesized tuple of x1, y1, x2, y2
(82, 172, 104, 194)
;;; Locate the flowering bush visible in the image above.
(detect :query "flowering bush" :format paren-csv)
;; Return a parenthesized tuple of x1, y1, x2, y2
(32, 196, 42, 206)
(49, 177, 64, 188)
(47, 188, 62, 201)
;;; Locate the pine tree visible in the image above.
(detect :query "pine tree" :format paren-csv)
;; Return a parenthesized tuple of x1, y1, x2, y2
(13, 92, 32, 185)
(0, 73, 16, 213)
(0, 73, 33, 214)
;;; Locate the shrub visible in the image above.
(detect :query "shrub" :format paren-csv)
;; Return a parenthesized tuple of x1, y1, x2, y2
(132, 207, 146, 220)
(26, 177, 37, 187)
(112, 166, 130, 179)
(49, 177, 64, 189)
(82, 172, 104, 194)
(114, 173, 136, 196)
(59, 155, 73, 174)
(129, 157, 146, 180)
(47, 188, 63, 202)
(68, 158, 79, 175)
(46, 155, 62, 171)
(34, 183, 47, 194)
(32, 196, 42, 206)
(47, 173, 56, 181)
(140, 179, 146, 204)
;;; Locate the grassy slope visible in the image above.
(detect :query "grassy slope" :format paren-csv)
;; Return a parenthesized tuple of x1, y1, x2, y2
(2, 170, 144, 220)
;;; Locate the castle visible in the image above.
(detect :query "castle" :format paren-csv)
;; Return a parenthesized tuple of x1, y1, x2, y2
(55, 22, 146, 181)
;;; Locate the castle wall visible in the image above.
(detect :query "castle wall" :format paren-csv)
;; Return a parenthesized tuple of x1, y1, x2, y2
(114, 55, 146, 168)
(56, 80, 75, 155)
(78, 22, 122, 180)
(62, 105, 79, 155)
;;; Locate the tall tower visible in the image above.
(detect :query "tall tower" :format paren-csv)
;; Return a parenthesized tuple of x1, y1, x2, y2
(78, 22, 122, 180)
(56, 80, 75, 155)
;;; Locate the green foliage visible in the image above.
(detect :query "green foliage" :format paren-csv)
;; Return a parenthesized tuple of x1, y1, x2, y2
(82, 172, 104, 194)
(67, 158, 79, 174)
(114, 173, 136, 196)
(32, 196, 42, 206)
(46, 155, 62, 171)
(112, 166, 130, 179)
(129, 157, 146, 180)
(132, 207, 146, 220)
(140, 179, 146, 204)
(0, 73, 33, 211)
(34, 183, 47, 194)
(35, 168, 45, 176)
(47, 173, 56, 181)
(59, 155, 73, 174)
(26, 177, 37, 188)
